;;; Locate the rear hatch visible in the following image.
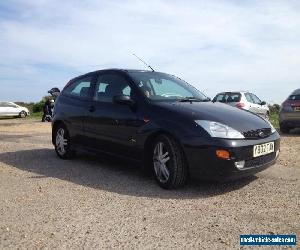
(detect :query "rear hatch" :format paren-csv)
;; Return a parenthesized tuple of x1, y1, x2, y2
(213, 92, 243, 108)
(281, 94, 300, 117)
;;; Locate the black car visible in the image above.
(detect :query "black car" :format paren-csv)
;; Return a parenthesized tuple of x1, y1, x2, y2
(52, 69, 280, 189)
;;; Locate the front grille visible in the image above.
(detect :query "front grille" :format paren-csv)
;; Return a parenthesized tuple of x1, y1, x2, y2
(244, 152, 276, 168)
(242, 128, 272, 139)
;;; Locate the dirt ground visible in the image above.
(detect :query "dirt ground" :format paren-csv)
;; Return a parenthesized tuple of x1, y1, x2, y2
(0, 118, 299, 249)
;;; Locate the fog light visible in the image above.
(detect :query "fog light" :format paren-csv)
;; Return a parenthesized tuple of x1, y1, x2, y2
(216, 150, 230, 160)
(276, 150, 279, 158)
(234, 160, 245, 169)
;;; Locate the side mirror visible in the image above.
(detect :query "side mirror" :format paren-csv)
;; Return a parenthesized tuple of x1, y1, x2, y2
(260, 101, 266, 105)
(113, 95, 135, 106)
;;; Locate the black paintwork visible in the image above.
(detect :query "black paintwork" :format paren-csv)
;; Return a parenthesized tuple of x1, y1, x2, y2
(52, 69, 280, 180)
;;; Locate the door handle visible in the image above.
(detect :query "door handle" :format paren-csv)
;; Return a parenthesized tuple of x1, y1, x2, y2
(88, 106, 95, 112)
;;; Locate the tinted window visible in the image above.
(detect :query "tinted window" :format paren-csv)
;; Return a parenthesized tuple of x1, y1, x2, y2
(289, 95, 300, 100)
(214, 93, 241, 103)
(94, 74, 132, 103)
(250, 93, 261, 104)
(64, 77, 92, 99)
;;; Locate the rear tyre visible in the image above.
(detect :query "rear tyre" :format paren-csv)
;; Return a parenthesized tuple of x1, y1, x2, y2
(280, 124, 290, 134)
(19, 111, 27, 118)
(54, 124, 75, 159)
(152, 134, 187, 189)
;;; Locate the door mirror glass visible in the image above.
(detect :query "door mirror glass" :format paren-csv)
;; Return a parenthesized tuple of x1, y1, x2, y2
(260, 101, 266, 105)
(113, 95, 134, 106)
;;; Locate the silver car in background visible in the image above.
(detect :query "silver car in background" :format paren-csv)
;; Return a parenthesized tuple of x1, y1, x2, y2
(212, 91, 269, 119)
(279, 89, 300, 133)
(0, 102, 30, 118)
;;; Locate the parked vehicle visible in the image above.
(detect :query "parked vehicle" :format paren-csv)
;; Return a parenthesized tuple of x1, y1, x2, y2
(279, 89, 300, 133)
(52, 69, 280, 189)
(0, 102, 30, 118)
(212, 92, 269, 119)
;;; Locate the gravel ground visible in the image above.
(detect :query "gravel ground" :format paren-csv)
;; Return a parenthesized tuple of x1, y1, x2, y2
(0, 118, 299, 249)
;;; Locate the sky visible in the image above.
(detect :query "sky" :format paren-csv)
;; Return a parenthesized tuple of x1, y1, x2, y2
(0, 0, 300, 103)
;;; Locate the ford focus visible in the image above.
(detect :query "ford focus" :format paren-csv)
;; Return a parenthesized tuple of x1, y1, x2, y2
(52, 69, 280, 189)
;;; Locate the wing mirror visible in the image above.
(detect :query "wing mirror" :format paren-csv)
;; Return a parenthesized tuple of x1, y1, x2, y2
(113, 95, 135, 106)
(260, 101, 266, 105)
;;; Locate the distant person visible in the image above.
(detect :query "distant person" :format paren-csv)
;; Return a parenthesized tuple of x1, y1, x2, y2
(42, 100, 52, 122)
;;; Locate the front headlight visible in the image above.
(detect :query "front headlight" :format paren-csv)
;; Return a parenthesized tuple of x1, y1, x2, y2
(195, 120, 245, 139)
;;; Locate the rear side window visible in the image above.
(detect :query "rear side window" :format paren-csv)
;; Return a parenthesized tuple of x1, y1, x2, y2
(289, 95, 300, 100)
(245, 93, 253, 102)
(249, 93, 261, 104)
(64, 77, 92, 99)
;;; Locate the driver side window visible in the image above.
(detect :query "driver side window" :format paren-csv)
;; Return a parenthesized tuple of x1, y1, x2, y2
(94, 73, 132, 103)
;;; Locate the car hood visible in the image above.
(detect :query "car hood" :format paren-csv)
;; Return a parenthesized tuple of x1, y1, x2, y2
(154, 101, 270, 132)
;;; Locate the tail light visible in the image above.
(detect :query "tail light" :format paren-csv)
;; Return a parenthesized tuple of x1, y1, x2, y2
(236, 102, 245, 108)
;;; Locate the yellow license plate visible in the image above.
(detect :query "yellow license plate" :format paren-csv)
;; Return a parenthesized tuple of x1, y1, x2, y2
(294, 107, 300, 111)
(253, 142, 274, 158)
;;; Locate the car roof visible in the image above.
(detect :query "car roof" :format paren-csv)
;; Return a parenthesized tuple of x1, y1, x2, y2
(69, 68, 156, 82)
(291, 89, 300, 95)
(215, 91, 248, 95)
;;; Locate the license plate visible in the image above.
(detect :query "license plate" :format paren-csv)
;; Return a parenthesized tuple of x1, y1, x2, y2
(294, 107, 300, 111)
(253, 142, 274, 158)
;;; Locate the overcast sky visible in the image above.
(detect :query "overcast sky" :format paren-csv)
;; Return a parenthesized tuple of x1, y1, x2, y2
(1, 0, 300, 103)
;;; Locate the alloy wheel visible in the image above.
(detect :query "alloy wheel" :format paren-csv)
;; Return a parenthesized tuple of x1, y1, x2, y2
(153, 142, 170, 183)
(55, 128, 68, 156)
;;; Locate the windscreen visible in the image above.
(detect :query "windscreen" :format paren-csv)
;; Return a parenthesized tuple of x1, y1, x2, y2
(129, 72, 207, 102)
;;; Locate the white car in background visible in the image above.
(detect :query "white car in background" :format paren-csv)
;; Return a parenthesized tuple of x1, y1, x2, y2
(0, 102, 30, 118)
(212, 91, 270, 119)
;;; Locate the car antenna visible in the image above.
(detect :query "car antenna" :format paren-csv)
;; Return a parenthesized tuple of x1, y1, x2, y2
(132, 53, 155, 72)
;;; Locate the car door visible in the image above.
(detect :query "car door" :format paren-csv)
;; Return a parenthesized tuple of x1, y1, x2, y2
(83, 72, 144, 159)
(0, 102, 8, 116)
(58, 75, 95, 145)
(6, 103, 19, 116)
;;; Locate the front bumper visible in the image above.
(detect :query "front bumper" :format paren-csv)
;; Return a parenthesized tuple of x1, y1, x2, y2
(182, 132, 280, 181)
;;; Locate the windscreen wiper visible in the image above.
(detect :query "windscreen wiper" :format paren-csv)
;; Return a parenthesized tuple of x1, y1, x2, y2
(178, 97, 203, 102)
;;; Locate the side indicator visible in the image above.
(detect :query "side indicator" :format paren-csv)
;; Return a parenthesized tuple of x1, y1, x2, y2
(216, 149, 230, 160)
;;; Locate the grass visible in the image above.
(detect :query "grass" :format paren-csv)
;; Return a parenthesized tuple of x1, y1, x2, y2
(27, 112, 43, 119)
(269, 112, 279, 129)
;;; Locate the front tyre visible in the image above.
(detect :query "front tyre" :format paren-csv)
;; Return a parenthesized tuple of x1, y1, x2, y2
(152, 135, 187, 189)
(19, 111, 27, 118)
(54, 124, 75, 159)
